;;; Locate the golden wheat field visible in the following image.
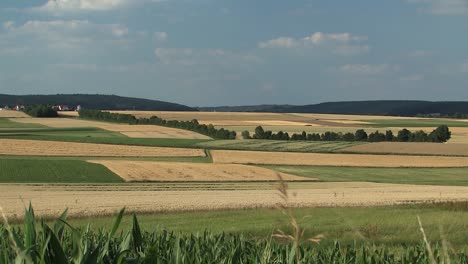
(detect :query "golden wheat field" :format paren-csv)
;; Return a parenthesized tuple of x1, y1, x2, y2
(1, 182, 467, 218)
(10, 117, 210, 139)
(88, 160, 312, 182)
(0, 110, 29, 118)
(211, 149, 468, 167)
(342, 142, 468, 156)
(0, 139, 205, 157)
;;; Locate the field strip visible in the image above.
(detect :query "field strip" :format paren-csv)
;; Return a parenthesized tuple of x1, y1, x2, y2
(1, 182, 468, 218)
(0, 110, 29, 118)
(88, 160, 314, 182)
(341, 142, 468, 156)
(10, 117, 210, 139)
(211, 150, 468, 167)
(0, 139, 205, 157)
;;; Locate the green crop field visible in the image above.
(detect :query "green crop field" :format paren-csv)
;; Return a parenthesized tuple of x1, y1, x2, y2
(197, 139, 359, 153)
(68, 203, 468, 248)
(0, 127, 125, 138)
(266, 166, 468, 186)
(0, 159, 122, 183)
(0, 118, 45, 129)
(366, 119, 468, 127)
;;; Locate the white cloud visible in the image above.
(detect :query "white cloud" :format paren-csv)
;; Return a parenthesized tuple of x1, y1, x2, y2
(407, 0, 468, 15)
(35, 0, 163, 13)
(111, 26, 128, 37)
(400, 74, 425, 81)
(258, 32, 369, 55)
(3, 21, 14, 30)
(338, 64, 396, 75)
(154, 32, 168, 41)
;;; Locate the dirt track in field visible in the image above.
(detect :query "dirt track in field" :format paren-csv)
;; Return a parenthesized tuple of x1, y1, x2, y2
(1, 182, 467, 218)
(89, 160, 313, 182)
(0, 110, 29, 118)
(211, 150, 468, 167)
(0, 139, 205, 157)
(342, 142, 468, 156)
(10, 118, 210, 139)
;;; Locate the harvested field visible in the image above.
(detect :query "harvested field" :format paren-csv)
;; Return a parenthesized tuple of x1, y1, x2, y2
(0, 110, 29, 118)
(0, 139, 205, 157)
(211, 150, 468, 167)
(1, 182, 468, 218)
(342, 142, 468, 156)
(10, 118, 210, 139)
(89, 160, 312, 181)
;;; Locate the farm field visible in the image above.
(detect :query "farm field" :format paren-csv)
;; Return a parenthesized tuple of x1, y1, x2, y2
(89, 160, 312, 182)
(0, 110, 29, 118)
(1, 182, 468, 219)
(267, 166, 468, 186)
(342, 142, 468, 156)
(0, 139, 205, 157)
(197, 139, 359, 152)
(0, 118, 45, 129)
(0, 159, 122, 183)
(10, 117, 211, 139)
(211, 149, 468, 167)
(68, 204, 468, 247)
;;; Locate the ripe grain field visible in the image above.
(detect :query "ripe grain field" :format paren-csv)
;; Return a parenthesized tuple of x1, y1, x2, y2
(0, 139, 205, 157)
(211, 149, 468, 167)
(1, 182, 468, 219)
(88, 160, 313, 182)
(342, 142, 468, 156)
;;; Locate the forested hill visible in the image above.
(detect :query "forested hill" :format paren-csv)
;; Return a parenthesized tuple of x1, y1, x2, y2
(0, 94, 196, 111)
(199, 101, 468, 117)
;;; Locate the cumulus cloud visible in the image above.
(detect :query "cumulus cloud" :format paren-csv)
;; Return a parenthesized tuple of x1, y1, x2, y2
(3, 21, 15, 30)
(258, 32, 369, 55)
(338, 64, 396, 75)
(154, 32, 168, 41)
(34, 0, 163, 13)
(407, 0, 468, 15)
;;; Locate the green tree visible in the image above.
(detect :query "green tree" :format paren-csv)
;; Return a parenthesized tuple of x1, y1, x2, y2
(354, 129, 368, 141)
(241, 130, 251, 139)
(397, 129, 411, 142)
(429, 125, 451, 143)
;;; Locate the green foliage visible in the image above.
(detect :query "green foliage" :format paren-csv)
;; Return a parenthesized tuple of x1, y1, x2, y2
(0, 118, 46, 129)
(23, 105, 58, 117)
(0, 159, 123, 183)
(79, 109, 237, 140)
(251, 126, 451, 143)
(1, 205, 467, 263)
(241, 130, 251, 139)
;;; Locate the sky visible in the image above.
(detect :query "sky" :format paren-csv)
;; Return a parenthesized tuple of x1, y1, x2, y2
(0, 0, 467, 107)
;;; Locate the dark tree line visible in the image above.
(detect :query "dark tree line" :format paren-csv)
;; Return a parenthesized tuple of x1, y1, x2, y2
(244, 125, 451, 143)
(23, 105, 58, 117)
(78, 109, 236, 140)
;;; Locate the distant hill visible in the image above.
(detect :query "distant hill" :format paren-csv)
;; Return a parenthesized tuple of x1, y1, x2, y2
(199, 101, 468, 117)
(0, 94, 196, 111)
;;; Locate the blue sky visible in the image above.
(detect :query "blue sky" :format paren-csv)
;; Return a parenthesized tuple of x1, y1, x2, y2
(0, 0, 467, 106)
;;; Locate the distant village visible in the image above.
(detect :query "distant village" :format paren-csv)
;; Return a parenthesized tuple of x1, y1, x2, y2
(0, 104, 81, 111)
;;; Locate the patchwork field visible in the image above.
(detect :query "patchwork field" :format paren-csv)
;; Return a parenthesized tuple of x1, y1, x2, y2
(342, 142, 468, 156)
(211, 149, 468, 167)
(0, 139, 205, 157)
(10, 117, 210, 139)
(89, 160, 312, 181)
(0, 110, 29, 118)
(1, 182, 468, 218)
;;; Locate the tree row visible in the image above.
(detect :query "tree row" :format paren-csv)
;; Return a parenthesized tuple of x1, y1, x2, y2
(243, 125, 451, 143)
